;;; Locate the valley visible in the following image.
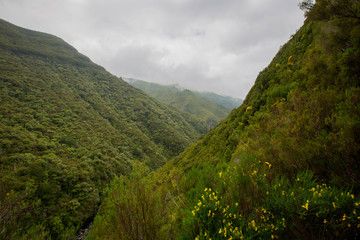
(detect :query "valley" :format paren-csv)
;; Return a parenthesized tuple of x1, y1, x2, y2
(1, 0, 360, 239)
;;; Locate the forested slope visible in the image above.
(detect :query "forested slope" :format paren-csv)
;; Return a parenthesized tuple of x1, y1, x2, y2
(90, 1, 360, 239)
(0, 19, 207, 239)
(126, 78, 234, 128)
(193, 91, 243, 110)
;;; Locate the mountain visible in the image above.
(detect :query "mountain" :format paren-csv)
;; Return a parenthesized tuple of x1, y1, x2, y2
(90, 1, 360, 239)
(126, 78, 242, 128)
(0, 19, 208, 239)
(193, 91, 243, 110)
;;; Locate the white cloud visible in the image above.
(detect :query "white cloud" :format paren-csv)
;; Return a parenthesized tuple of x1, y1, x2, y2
(0, 0, 304, 98)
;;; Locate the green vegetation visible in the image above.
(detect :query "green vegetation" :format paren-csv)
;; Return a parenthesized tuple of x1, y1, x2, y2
(90, 1, 360, 239)
(192, 91, 243, 111)
(1, 1, 360, 238)
(0, 19, 207, 239)
(126, 78, 241, 128)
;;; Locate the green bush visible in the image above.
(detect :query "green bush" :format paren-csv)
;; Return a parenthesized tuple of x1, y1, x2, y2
(185, 160, 360, 239)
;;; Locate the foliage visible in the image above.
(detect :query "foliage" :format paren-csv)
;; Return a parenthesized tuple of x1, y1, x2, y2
(91, 157, 360, 239)
(300, 0, 360, 21)
(89, 163, 169, 240)
(185, 160, 360, 239)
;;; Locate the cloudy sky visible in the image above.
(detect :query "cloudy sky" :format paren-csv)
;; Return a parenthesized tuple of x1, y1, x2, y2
(0, 0, 304, 98)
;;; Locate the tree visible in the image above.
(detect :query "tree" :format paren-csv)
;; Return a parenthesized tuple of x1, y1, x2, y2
(300, 0, 360, 21)
(298, 0, 314, 15)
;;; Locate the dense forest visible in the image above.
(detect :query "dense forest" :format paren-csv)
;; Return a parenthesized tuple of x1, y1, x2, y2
(126, 78, 242, 128)
(0, 19, 208, 239)
(1, 0, 360, 239)
(89, 1, 360, 239)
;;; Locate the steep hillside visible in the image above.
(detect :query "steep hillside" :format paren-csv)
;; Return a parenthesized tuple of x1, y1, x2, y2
(90, 1, 360, 239)
(0, 19, 207, 239)
(126, 78, 236, 128)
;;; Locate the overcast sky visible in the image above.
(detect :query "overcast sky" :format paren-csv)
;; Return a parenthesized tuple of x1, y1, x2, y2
(0, 0, 304, 98)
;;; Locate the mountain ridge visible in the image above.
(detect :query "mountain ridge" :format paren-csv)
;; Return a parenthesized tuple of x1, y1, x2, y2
(125, 78, 242, 128)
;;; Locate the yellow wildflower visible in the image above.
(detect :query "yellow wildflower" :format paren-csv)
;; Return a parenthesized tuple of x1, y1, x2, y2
(302, 200, 309, 211)
(251, 220, 256, 228)
(265, 162, 271, 168)
(324, 219, 327, 224)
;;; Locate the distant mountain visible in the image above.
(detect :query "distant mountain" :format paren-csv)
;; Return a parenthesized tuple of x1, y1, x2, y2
(126, 78, 242, 128)
(0, 19, 207, 239)
(193, 91, 243, 110)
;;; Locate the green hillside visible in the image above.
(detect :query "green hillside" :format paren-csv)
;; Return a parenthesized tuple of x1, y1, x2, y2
(90, 1, 360, 239)
(193, 91, 243, 110)
(0, 19, 207, 239)
(126, 78, 237, 128)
